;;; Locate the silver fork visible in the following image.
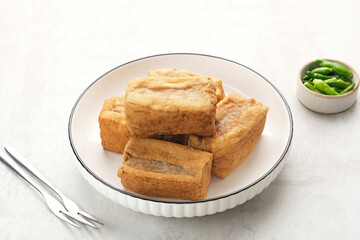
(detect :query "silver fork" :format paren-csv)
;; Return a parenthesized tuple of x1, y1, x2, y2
(0, 145, 101, 228)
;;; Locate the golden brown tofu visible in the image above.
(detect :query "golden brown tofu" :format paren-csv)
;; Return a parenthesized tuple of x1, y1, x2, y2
(148, 68, 225, 103)
(189, 93, 269, 179)
(125, 76, 217, 137)
(98, 96, 132, 153)
(99, 96, 190, 153)
(118, 137, 213, 201)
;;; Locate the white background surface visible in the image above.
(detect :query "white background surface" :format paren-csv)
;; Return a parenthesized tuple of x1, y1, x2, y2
(0, 0, 359, 239)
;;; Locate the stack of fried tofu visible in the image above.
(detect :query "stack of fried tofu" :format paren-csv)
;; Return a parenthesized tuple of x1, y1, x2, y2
(98, 68, 269, 200)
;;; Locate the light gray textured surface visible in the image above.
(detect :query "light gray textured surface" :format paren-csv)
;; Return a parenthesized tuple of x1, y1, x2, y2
(1, 0, 360, 239)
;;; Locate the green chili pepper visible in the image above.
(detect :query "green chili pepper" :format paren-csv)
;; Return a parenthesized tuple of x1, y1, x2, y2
(304, 81, 323, 94)
(302, 78, 313, 83)
(303, 80, 310, 84)
(303, 74, 310, 80)
(313, 79, 339, 95)
(307, 71, 334, 80)
(324, 78, 351, 89)
(333, 86, 343, 93)
(339, 83, 355, 95)
(311, 67, 333, 75)
(334, 74, 352, 82)
(315, 59, 353, 79)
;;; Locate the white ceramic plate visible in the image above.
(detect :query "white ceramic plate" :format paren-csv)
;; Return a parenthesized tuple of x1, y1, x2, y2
(69, 53, 293, 217)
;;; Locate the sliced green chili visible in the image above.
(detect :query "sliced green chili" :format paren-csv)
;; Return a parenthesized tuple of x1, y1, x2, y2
(339, 83, 355, 95)
(307, 71, 334, 80)
(311, 67, 333, 75)
(303, 74, 310, 80)
(304, 81, 323, 94)
(324, 78, 351, 89)
(313, 79, 339, 95)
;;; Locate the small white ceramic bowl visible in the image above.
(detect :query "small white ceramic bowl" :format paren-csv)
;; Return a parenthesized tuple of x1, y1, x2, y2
(297, 59, 359, 114)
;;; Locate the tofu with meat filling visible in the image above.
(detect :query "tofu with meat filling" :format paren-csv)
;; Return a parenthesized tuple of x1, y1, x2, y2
(118, 137, 213, 201)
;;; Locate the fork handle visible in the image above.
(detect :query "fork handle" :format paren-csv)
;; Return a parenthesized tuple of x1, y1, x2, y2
(0, 150, 48, 197)
(4, 145, 65, 200)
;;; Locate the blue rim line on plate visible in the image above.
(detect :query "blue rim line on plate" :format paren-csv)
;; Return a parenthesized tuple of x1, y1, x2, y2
(68, 52, 294, 204)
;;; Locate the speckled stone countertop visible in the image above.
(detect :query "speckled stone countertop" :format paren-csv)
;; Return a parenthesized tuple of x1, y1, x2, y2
(1, 0, 360, 239)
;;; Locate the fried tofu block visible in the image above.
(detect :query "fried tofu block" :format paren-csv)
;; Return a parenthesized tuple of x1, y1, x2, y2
(125, 76, 217, 137)
(117, 137, 213, 201)
(148, 68, 225, 102)
(189, 93, 269, 179)
(99, 96, 190, 153)
(98, 96, 131, 153)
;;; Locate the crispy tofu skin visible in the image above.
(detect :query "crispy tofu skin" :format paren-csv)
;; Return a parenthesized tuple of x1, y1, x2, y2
(118, 137, 213, 201)
(148, 68, 225, 103)
(99, 96, 191, 153)
(98, 96, 132, 153)
(189, 93, 269, 179)
(125, 77, 217, 137)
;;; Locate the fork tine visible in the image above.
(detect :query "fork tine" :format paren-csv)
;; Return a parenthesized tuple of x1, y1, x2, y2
(60, 197, 102, 227)
(63, 210, 98, 228)
(3, 145, 101, 229)
(56, 211, 81, 228)
(0, 149, 82, 229)
(78, 210, 104, 225)
(45, 195, 96, 229)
